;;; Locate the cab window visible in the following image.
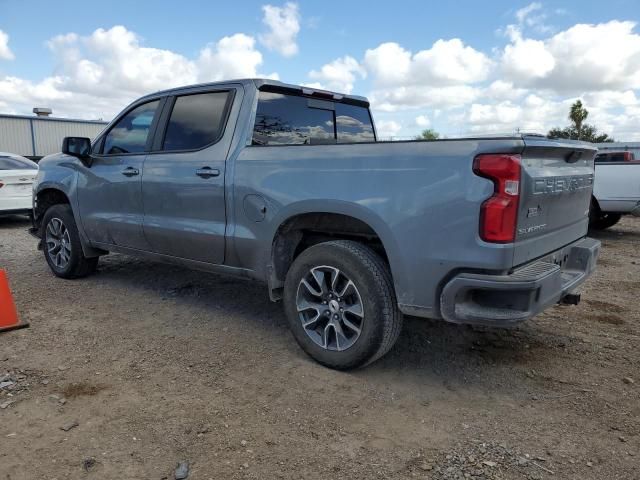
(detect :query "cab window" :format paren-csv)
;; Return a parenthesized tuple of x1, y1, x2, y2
(162, 91, 230, 151)
(336, 103, 375, 143)
(103, 100, 160, 155)
(253, 92, 334, 146)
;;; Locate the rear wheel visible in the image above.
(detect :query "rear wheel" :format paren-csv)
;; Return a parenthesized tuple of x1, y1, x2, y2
(283, 240, 402, 370)
(589, 199, 622, 230)
(42, 204, 98, 279)
(589, 213, 622, 230)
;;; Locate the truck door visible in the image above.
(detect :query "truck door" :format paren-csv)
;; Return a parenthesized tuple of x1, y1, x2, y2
(78, 99, 162, 250)
(141, 87, 240, 264)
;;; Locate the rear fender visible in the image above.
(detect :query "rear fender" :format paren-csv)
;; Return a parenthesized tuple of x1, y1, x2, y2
(267, 200, 409, 300)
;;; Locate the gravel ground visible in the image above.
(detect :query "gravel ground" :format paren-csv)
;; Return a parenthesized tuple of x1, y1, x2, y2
(0, 215, 638, 479)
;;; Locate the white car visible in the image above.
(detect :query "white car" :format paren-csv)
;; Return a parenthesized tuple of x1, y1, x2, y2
(591, 150, 640, 229)
(0, 152, 38, 216)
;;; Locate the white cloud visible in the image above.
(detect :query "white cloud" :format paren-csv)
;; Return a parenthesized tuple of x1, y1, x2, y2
(515, 2, 542, 25)
(369, 84, 481, 112)
(376, 120, 402, 138)
(259, 2, 300, 57)
(451, 93, 571, 135)
(46, 26, 198, 99)
(363, 42, 412, 87)
(483, 80, 528, 101)
(582, 90, 638, 109)
(0, 30, 14, 60)
(499, 3, 551, 38)
(415, 115, 430, 127)
(0, 26, 274, 119)
(364, 39, 491, 88)
(308, 56, 365, 93)
(515, 2, 551, 33)
(198, 34, 266, 82)
(362, 39, 490, 113)
(502, 36, 555, 81)
(501, 20, 640, 93)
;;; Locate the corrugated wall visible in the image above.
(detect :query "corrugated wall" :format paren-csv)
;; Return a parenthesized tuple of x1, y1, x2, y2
(32, 120, 106, 156)
(0, 118, 33, 156)
(0, 117, 107, 158)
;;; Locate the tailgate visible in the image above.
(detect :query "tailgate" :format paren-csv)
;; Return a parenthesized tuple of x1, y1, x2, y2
(513, 136, 596, 266)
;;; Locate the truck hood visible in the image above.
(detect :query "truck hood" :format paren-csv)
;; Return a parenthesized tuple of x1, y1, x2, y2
(37, 152, 79, 169)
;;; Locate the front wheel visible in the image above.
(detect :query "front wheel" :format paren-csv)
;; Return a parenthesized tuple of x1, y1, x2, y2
(42, 204, 98, 279)
(283, 240, 402, 370)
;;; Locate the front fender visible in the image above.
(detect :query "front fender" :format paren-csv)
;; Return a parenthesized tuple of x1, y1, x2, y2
(34, 158, 100, 257)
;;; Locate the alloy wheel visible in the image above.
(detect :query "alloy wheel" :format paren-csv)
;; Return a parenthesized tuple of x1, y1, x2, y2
(45, 217, 72, 269)
(296, 265, 364, 351)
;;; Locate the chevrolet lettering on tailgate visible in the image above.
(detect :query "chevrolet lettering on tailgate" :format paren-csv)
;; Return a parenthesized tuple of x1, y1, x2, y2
(533, 174, 594, 195)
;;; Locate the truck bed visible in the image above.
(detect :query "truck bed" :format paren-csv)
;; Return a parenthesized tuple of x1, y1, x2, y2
(233, 134, 596, 318)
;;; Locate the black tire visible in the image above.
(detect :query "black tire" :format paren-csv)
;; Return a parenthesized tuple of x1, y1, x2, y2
(589, 212, 622, 230)
(283, 240, 402, 370)
(589, 201, 622, 230)
(42, 204, 98, 279)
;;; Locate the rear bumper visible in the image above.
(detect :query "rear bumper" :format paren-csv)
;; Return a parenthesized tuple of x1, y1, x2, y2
(0, 196, 32, 212)
(440, 237, 600, 326)
(0, 208, 32, 216)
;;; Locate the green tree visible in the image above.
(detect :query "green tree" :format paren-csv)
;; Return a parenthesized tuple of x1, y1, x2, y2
(416, 129, 440, 140)
(548, 100, 614, 143)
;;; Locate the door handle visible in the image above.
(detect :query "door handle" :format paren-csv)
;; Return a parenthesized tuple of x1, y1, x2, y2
(121, 167, 140, 177)
(196, 167, 220, 178)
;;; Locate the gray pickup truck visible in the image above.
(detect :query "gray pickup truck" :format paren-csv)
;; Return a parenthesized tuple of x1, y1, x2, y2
(31, 79, 600, 369)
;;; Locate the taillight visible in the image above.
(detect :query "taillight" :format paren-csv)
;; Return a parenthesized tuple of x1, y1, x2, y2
(473, 154, 521, 243)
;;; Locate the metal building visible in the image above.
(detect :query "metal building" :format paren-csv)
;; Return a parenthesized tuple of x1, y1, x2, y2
(0, 108, 108, 160)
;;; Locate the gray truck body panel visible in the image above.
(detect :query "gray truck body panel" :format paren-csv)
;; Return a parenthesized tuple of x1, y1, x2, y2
(33, 79, 600, 324)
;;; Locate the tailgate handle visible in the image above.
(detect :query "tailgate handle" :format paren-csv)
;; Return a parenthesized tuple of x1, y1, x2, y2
(565, 151, 583, 163)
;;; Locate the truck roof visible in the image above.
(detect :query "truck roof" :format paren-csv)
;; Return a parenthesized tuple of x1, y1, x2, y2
(139, 78, 370, 107)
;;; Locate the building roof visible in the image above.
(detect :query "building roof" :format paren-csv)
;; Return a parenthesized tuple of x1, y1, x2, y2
(597, 142, 640, 150)
(0, 113, 109, 124)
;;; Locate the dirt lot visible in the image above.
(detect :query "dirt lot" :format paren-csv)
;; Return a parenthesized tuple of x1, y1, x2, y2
(0, 215, 638, 480)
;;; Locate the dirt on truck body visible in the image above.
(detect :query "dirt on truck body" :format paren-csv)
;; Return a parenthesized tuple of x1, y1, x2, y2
(0, 215, 638, 479)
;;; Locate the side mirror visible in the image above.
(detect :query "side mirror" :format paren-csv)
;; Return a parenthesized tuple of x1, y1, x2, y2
(62, 137, 92, 166)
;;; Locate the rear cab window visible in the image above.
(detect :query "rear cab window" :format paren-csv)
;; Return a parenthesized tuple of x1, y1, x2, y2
(252, 89, 375, 146)
(335, 103, 375, 143)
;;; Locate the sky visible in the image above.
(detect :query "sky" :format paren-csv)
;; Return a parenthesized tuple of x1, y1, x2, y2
(1, 0, 640, 139)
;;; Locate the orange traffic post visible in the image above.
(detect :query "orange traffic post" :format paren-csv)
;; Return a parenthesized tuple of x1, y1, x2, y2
(0, 269, 28, 333)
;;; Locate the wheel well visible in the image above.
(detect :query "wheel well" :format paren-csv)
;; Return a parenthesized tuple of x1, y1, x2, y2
(590, 195, 601, 212)
(269, 213, 389, 299)
(34, 189, 70, 229)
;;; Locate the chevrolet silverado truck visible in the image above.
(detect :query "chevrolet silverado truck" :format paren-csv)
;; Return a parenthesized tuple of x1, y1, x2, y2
(31, 79, 600, 369)
(590, 149, 640, 229)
